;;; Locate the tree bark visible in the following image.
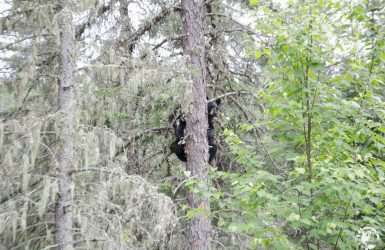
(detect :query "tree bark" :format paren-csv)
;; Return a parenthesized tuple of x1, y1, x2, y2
(55, 0, 74, 249)
(182, 0, 211, 249)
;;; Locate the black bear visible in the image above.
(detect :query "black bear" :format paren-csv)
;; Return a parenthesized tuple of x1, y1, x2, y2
(170, 99, 221, 163)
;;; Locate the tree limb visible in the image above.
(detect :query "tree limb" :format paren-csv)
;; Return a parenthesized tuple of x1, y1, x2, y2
(114, 125, 172, 157)
(75, 1, 114, 40)
(126, 5, 181, 45)
(207, 90, 251, 103)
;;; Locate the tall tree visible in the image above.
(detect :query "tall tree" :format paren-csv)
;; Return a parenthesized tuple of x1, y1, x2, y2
(182, 0, 211, 249)
(55, 0, 74, 248)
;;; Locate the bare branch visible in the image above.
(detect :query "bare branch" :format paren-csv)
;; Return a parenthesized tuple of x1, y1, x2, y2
(75, 1, 114, 40)
(207, 90, 251, 103)
(152, 34, 183, 50)
(115, 125, 172, 157)
(126, 5, 181, 45)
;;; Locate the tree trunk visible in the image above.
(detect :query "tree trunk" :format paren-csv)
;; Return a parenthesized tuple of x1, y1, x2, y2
(55, 0, 74, 248)
(181, 0, 211, 249)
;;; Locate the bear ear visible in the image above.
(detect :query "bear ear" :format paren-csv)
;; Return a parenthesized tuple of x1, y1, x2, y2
(215, 98, 221, 105)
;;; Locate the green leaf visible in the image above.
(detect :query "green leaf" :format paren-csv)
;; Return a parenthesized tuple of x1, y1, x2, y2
(186, 209, 195, 219)
(264, 49, 272, 56)
(249, 0, 260, 5)
(296, 168, 306, 175)
(300, 218, 312, 226)
(287, 213, 300, 221)
(228, 223, 238, 232)
(254, 51, 263, 59)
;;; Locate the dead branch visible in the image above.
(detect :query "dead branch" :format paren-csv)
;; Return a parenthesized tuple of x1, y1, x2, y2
(126, 5, 181, 45)
(152, 34, 183, 50)
(114, 125, 172, 157)
(75, 1, 114, 40)
(207, 90, 251, 103)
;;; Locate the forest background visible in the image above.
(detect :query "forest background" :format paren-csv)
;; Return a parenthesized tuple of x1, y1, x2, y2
(0, 0, 384, 249)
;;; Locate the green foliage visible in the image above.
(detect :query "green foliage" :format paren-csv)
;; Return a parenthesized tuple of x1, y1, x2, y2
(2, 0, 384, 248)
(158, 182, 173, 197)
(0, 1, 179, 248)
(213, 0, 385, 249)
